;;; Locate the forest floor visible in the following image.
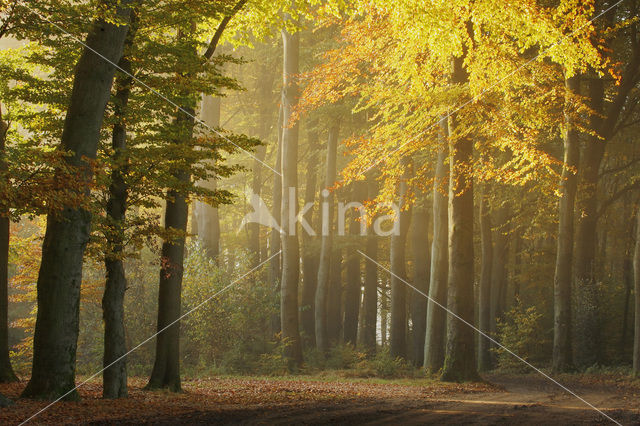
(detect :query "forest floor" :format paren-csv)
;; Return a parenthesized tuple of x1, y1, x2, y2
(0, 372, 639, 425)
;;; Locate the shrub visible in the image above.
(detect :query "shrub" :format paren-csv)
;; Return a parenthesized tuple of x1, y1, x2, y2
(493, 301, 546, 372)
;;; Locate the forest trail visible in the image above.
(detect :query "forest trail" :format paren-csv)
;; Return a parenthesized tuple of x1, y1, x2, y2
(145, 374, 639, 425)
(1, 374, 638, 425)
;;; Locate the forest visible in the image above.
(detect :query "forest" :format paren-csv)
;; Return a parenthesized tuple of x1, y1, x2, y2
(0, 0, 639, 424)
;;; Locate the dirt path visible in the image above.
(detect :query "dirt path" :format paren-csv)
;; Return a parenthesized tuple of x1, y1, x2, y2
(1, 374, 638, 425)
(144, 375, 640, 425)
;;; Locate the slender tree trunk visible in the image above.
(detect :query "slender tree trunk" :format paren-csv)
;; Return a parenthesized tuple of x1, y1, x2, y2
(102, 35, 137, 397)
(22, 2, 131, 400)
(410, 191, 430, 367)
(390, 165, 412, 359)
(343, 182, 366, 345)
(552, 74, 580, 372)
(315, 124, 339, 352)
(634, 211, 640, 377)
(441, 53, 479, 382)
(424, 130, 449, 372)
(147, 99, 194, 391)
(248, 64, 275, 267)
(280, 27, 302, 367)
(327, 247, 343, 344)
(300, 121, 319, 347)
(490, 204, 509, 341)
(478, 186, 492, 372)
(269, 106, 283, 336)
(0, 107, 16, 383)
(193, 96, 221, 260)
(573, 78, 605, 368)
(360, 179, 378, 354)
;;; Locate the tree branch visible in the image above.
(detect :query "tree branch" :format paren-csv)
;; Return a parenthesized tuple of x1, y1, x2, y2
(598, 180, 640, 218)
(202, 0, 248, 61)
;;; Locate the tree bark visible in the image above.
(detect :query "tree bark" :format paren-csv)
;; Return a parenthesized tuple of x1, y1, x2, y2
(193, 96, 221, 260)
(22, 2, 131, 400)
(478, 186, 492, 372)
(343, 182, 366, 345)
(0, 107, 16, 383)
(360, 178, 378, 354)
(390, 164, 412, 359)
(315, 124, 339, 353)
(300, 121, 319, 347)
(410, 190, 430, 367)
(552, 74, 580, 372)
(424, 132, 449, 372)
(280, 27, 303, 367)
(441, 54, 479, 382)
(102, 33, 137, 397)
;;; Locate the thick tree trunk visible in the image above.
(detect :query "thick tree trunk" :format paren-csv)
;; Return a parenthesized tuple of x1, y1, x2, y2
(102, 42, 136, 398)
(424, 133, 449, 372)
(634, 211, 640, 377)
(552, 74, 580, 372)
(478, 186, 492, 372)
(390, 167, 412, 359)
(0, 109, 16, 383)
(280, 28, 302, 367)
(22, 3, 131, 400)
(343, 182, 366, 345)
(193, 96, 221, 260)
(441, 54, 479, 382)
(360, 179, 379, 354)
(300, 122, 319, 347)
(410, 191, 430, 367)
(315, 124, 339, 353)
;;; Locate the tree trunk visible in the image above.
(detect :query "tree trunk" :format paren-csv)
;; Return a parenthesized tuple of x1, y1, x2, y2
(22, 2, 131, 400)
(0, 107, 16, 383)
(327, 247, 343, 344)
(343, 182, 366, 345)
(280, 28, 302, 367)
(552, 74, 580, 372)
(490, 204, 509, 342)
(441, 54, 479, 382)
(269, 105, 283, 335)
(410, 191, 430, 367)
(193, 96, 221, 260)
(146, 97, 194, 391)
(633, 211, 640, 377)
(315, 124, 339, 353)
(424, 131, 449, 372)
(300, 121, 319, 347)
(247, 63, 275, 267)
(102, 38, 137, 398)
(360, 178, 378, 354)
(390, 165, 412, 359)
(573, 78, 605, 369)
(478, 186, 492, 372)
